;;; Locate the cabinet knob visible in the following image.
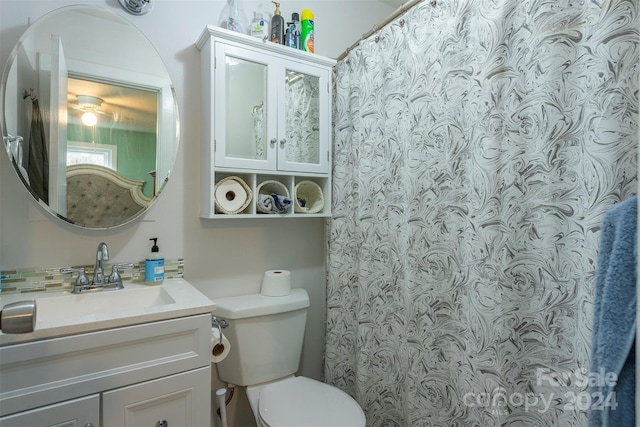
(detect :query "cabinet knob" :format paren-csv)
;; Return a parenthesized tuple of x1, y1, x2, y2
(270, 138, 277, 146)
(279, 138, 286, 146)
(156, 420, 168, 427)
(84, 424, 94, 427)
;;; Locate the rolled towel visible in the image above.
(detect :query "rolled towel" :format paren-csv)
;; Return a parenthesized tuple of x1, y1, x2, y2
(257, 194, 275, 213)
(271, 193, 292, 213)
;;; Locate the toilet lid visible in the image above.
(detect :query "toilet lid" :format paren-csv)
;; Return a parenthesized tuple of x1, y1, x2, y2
(258, 377, 365, 427)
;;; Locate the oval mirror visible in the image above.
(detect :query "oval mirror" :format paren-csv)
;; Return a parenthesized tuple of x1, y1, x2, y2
(1, 5, 179, 229)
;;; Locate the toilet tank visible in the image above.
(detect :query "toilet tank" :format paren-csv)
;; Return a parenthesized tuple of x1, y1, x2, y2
(213, 288, 310, 386)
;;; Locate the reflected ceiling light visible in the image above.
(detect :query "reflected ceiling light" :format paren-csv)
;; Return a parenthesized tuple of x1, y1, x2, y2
(77, 95, 102, 127)
(81, 111, 98, 127)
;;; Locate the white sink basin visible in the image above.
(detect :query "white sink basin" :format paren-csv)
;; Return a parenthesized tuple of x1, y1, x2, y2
(36, 286, 176, 322)
(0, 278, 215, 345)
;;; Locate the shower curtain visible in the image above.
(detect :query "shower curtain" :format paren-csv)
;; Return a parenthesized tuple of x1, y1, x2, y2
(325, 0, 638, 426)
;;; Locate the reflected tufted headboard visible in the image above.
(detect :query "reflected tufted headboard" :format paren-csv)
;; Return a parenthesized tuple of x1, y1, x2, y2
(65, 164, 151, 228)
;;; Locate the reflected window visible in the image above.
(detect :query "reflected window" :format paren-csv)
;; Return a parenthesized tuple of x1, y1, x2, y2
(67, 141, 117, 169)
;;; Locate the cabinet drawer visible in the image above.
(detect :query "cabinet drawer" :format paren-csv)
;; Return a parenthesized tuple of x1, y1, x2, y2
(0, 394, 99, 427)
(103, 367, 210, 427)
(0, 314, 210, 417)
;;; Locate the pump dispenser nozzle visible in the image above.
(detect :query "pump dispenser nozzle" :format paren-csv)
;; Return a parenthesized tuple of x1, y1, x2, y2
(272, 1, 281, 15)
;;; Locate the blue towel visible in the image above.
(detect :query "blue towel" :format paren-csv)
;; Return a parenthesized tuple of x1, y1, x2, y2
(588, 196, 637, 427)
(271, 193, 292, 213)
(256, 193, 291, 214)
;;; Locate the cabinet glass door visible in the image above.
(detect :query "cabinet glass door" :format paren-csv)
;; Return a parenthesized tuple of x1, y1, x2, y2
(278, 63, 329, 173)
(215, 45, 276, 169)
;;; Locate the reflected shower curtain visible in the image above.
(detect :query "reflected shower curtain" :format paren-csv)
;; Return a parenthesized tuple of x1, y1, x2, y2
(326, 0, 638, 426)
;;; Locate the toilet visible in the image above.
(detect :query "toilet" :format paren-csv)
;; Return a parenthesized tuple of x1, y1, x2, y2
(213, 289, 366, 427)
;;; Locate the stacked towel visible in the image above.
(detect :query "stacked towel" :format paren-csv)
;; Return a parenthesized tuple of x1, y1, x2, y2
(257, 193, 292, 214)
(588, 196, 637, 427)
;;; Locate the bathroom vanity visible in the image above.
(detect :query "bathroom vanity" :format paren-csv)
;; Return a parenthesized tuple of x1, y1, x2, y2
(0, 279, 214, 427)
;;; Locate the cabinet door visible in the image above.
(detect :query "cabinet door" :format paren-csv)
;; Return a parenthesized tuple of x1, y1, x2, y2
(0, 394, 99, 427)
(277, 60, 330, 174)
(214, 43, 277, 170)
(102, 367, 210, 427)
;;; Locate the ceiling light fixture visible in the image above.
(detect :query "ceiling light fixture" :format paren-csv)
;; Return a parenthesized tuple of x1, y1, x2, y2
(76, 95, 103, 127)
(81, 111, 98, 127)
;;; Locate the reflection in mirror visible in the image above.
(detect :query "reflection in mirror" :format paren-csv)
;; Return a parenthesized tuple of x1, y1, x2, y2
(1, 5, 179, 229)
(285, 70, 319, 164)
(225, 55, 267, 161)
(67, 77, 158, 199)
(223, 52, 321, 166)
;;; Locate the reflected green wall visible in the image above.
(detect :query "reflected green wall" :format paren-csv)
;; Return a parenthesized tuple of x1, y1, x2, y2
(67, 124, 156, 197)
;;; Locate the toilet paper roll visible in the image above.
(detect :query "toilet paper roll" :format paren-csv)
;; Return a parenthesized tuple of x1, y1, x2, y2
(214, 177, 251, 214)
(260, 270, 291, 297)
(211, 327, 231, 363)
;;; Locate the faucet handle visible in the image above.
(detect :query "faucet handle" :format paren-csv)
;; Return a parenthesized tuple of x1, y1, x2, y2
(60, 268, 90, 290)
(108, 263, 135, 289)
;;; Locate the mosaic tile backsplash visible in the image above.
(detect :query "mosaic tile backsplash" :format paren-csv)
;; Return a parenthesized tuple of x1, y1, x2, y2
(0, 259, 184, 294)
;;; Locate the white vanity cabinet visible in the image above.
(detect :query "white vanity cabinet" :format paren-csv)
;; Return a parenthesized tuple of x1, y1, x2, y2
(103, 368, 209, 427)
(0, 395, 99, 427)
(0, 314, 211, 427)
(197, 26, 336, 218)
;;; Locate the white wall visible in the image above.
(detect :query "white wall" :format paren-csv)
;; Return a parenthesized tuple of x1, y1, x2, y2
(0, 1, 394, 426)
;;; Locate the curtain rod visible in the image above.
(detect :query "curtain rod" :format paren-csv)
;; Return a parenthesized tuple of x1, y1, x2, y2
(336, 0, 434, 62)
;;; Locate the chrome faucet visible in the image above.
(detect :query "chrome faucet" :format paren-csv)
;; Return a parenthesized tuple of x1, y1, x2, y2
(60, 242, 134, 293)
(93, 242, 109, 285)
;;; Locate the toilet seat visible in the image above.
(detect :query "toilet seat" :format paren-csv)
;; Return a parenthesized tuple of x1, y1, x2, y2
(256, 376, 366, 427)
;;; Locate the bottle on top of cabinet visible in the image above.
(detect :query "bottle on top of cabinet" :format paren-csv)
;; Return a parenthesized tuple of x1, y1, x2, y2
(270, 1, 285, 44)
(250, 11, 269, 39)
(300, 9, 314, 53)
(288, 12, 301, 49)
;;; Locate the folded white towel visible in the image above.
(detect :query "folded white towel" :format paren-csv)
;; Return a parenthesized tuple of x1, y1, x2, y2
(257, 194, 275, 213)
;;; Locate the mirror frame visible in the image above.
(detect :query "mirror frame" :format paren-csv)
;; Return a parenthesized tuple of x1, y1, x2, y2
(1, 5, 180, 229)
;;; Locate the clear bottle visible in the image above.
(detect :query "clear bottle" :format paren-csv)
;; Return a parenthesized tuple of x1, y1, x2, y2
(218, 0, 249, 34)
(250, 11, 269, 39)
(145, 238, 165, 285)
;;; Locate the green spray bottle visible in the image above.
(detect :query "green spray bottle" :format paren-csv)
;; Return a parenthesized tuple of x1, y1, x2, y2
(300, 9, 314, 53)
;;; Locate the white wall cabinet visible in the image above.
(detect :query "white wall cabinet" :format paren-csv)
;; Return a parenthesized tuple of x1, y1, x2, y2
(0, 314, 211, 427)
(197, 26, 336, 218)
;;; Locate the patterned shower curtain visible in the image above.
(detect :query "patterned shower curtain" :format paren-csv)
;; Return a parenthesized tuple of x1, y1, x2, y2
(326, 0, 638, 426)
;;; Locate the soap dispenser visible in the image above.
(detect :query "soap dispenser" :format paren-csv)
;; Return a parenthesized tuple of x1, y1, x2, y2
(270, 1, 285, 44)
(145, 238, 165, 285)
(250, 11, 269, 39)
